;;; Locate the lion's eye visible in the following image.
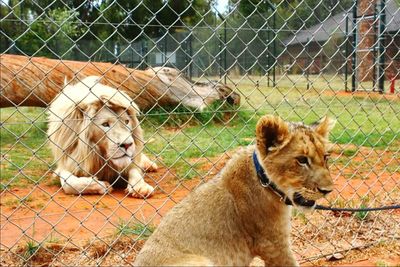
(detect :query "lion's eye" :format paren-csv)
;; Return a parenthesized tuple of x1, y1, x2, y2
(296, 156, 309, 166)
(124, 119, 129, 125)
(101, 122, 110, 128)
(324, 154, 330, 163)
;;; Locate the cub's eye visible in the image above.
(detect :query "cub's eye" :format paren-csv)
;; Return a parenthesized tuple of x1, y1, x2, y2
(324, 154, 330, 163)
(101, 122, 110, 128)
(124, 119, 129, 125)
(296, 156, 309, 166)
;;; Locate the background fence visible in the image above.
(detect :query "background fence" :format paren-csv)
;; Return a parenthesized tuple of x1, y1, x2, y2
(1, 0, 399, 265)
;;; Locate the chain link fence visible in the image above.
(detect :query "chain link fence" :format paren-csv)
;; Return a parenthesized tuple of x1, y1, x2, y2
(1, 0, 399, 265)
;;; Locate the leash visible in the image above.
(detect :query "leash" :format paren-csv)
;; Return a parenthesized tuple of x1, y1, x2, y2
(252, 151, 400, 212)
(314, 204, 400, 212)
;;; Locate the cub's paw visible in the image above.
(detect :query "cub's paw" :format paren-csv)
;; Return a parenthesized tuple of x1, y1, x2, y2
(126, 182, 154, 198)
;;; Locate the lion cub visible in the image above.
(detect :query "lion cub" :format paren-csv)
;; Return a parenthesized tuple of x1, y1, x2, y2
(134, 115, 335, 266)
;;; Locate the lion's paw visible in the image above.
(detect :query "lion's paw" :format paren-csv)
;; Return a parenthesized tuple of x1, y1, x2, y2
(99, 181, 113, 194)
(86, 180, 113, 195)
(126, 182, 154, 198)
(144, 161, 158, 172)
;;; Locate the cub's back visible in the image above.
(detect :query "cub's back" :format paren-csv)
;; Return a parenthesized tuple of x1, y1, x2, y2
(134, 167, 251, 265)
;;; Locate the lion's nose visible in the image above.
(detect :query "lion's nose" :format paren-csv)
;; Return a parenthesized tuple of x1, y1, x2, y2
(120, 142, 133, 150)
(317, 188, 333, 195)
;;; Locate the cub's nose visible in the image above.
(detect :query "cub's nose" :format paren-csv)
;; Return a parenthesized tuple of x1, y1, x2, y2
(317, 188, 333, 195)
(120, 142, 133, 150)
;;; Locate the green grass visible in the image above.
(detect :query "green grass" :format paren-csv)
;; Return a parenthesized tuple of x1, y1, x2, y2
(1, 107, 52, 188)
(343, 149, 358, 157)
(1, 80, 399, 187)
(115, 220, 155, 239)
(355, 204, 369, 221)
(3, 195, 33, 209)
(354, 196, 370, 221)
(23, 240, 40, 260)
(375, 260, 389, 267)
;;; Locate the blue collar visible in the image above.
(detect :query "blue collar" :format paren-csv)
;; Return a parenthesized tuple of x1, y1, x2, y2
(252, 151, 293, 206)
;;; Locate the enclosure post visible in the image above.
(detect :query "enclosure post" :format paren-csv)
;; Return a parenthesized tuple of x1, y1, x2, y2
(184, 32, 193, 79)
(351, 0, 358, 92)
(372, 3, 378, 90)
(217, 12, 226, 81)
(264, 1, 277, 87)
(142, 39, 148, 70)
(272, 9, 276, 87)
(219, 32, 223, 79)
(345, 14, 349, 92)
(378, 0, 386, 93)
(224, 20, 227, 84)
(164, 31, 168, 64)
(189, 33, 193, 79)
(306, 38, 310, 90)
(267, 28, 270, 87)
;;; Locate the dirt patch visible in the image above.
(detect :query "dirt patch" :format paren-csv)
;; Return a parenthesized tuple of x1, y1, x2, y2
(323, 90, 400, 101)
(305, 240, 400, 266)
(0, 147, 399, 266)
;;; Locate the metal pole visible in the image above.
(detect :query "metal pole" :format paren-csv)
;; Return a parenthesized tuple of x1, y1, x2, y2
(189, 33, 193, 79)
(378, 0, 386, 93)
(219, 32, 222, 79)
(352, 0, 358, 92)
(164, 34, 168, 64)
(267, 26, 270, 87)
(217, 12, 226, 81)
(345, 14, 349, 92)
(272, 9, 276, 87)
(306, 38, 310, 90)
(263, 0, 277, 87)
(224, 20, 227, 84)
(143, 39, 148, 69)
(372, 3, 378, 90)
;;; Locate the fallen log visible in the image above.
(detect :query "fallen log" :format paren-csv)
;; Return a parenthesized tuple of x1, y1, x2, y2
(0, 54, 240, 110)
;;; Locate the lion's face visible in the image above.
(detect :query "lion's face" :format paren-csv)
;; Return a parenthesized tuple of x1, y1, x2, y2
(256, 116, 335, 208)
(47, 76, 144, 178)
(88, 106, 137, 169)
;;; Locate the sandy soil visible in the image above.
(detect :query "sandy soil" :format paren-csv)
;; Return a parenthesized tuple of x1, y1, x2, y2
(323, 89, 400, 101)
(0, 146, 399, 266)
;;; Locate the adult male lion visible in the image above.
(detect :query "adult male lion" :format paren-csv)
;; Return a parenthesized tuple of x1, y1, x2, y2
(47, 76, 157, 198)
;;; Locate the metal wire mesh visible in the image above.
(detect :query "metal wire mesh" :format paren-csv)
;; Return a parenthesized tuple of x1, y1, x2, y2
(1, 0, 399, 265)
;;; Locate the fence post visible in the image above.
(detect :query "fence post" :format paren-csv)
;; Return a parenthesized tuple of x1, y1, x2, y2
(378, 0, 386, 93)
(351, 0, 358, 92)
(345, 14, 349, 92)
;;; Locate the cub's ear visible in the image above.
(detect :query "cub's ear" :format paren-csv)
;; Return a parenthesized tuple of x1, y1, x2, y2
(313, 116, 336, 139)
(256, 115, 290, 155)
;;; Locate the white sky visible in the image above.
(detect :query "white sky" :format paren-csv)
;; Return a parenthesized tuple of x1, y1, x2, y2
(215, 0, 229, 13)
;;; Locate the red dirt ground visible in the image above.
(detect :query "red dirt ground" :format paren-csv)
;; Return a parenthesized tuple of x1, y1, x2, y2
(1, 145, 399, 265)
(323, 89, 400, 101)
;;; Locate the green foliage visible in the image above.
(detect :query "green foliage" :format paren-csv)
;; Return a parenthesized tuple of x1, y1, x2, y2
(375, 260, 389, 267)
(9, 7, 83, 57)
(116, 220, 155, 239)
(23, 240, 40, 259)
(355, 197, 370, 221)
(355, 204, 369, 221)
(343, 149, 358, 157)
(1, 0, 215, 56)
(143, 100, 239, 127)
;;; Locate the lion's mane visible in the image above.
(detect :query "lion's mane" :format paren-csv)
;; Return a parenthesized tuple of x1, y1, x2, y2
(47, 76, 143, 183)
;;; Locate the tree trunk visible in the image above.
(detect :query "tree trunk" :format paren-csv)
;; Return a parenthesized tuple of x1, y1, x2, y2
(0, 54, 240, 111)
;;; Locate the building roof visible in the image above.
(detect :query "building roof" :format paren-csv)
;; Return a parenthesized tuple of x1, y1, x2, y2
(283, 0, 400, 45)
